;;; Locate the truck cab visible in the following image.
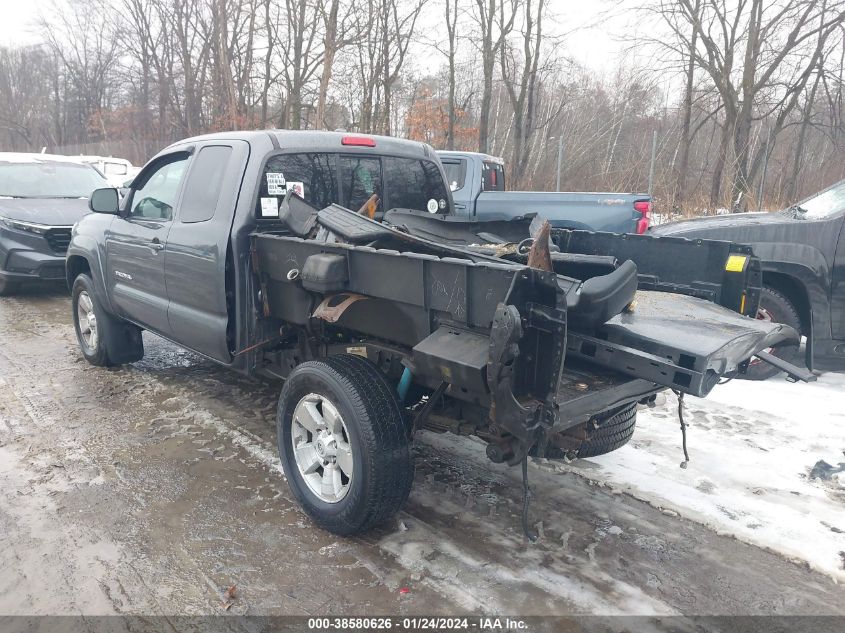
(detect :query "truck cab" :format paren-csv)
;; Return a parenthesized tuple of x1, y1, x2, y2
(66, 131, 453, 367)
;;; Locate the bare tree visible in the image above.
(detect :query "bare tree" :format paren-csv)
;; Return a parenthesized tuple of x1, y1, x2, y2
(499, 0, 546, 186)
(39, 0, 122, 143)
(667, 0, 845, 210)
(472, 0, 518, 153)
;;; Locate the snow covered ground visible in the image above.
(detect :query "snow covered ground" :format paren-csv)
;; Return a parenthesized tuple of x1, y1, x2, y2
(550, 371, 845, 581)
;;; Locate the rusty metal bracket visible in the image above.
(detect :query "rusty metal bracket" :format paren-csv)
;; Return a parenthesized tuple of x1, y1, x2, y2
(312, 293, 367, 323)
(487, 268, 568, 462)
(357, 193, 380, 219)
(526, 219, 553, 272)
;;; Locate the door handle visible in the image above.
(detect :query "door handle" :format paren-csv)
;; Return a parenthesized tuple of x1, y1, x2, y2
(149, 238, 165, 252)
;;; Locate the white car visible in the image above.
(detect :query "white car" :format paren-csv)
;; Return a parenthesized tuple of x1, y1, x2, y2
(77, 155, 140, 187)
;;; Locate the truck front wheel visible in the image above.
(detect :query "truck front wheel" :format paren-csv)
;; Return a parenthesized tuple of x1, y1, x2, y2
(277, 354, 414, 535)
(744, 286, 803, 381)
(72, 274, 144, 367)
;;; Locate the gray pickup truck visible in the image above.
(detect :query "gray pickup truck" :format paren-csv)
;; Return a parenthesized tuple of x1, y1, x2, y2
(66, 130, 805, 537)
(438, 151, 652, 234)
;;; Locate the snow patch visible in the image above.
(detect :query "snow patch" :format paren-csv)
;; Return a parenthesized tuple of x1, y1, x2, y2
(556, 372, 845, 581)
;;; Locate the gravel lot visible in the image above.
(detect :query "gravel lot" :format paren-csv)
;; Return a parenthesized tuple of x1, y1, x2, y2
(1, 289, 844, 623)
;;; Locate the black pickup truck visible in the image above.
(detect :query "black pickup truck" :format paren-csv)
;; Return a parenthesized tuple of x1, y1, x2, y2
(653, 180, 845, 378)
(67, 130, 803, 536)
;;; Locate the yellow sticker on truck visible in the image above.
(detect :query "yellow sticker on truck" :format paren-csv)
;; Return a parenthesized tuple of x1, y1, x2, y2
(725, 255, 748, 272)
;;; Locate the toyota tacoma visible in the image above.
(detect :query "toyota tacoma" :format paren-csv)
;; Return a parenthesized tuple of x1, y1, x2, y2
(66, 130, 808, 536)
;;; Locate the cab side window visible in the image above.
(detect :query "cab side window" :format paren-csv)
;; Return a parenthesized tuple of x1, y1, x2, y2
(129, 155, 190, 221)
(441, 159, 467, 192)
(180, 146, 232, 223)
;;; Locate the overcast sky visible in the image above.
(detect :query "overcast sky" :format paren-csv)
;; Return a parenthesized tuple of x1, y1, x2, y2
(0, 0, 634, 74)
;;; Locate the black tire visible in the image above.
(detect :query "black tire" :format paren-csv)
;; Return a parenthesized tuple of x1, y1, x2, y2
(743, 286, 802, 381)
(72, 274, 144, 367)
(0, 276, 19, 296)
(535, 402, 638, 459)
(277, 354, 414, 535)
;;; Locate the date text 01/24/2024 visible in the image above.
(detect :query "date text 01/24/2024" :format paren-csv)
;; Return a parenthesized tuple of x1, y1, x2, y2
(307, 617, 528, 630)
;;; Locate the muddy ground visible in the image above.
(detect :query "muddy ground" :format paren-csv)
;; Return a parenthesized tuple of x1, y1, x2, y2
(1, 290, 844, 624)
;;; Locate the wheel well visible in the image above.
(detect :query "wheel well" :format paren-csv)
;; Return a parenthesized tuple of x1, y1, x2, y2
(65, 255, 91, 291)
(762, 272, 810, 336)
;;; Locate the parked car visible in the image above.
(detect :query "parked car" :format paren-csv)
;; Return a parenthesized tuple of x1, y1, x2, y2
(0, 153, 108, 295)
(437, 150, 652, 234)
(67, 130, 802, 536)
(652, 179, 845, 378)
(78, 155, 140, 188)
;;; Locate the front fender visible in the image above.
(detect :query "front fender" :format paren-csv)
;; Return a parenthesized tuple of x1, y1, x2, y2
(66, 218, 116, 315)
(755, 248, 832, 341)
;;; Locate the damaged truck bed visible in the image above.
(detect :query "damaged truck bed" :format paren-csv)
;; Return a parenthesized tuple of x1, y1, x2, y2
(68, 130, 810, 537)
(251, 199, 799, 463)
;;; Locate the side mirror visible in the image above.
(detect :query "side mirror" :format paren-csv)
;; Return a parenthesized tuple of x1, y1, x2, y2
(89, 187, 120, 214)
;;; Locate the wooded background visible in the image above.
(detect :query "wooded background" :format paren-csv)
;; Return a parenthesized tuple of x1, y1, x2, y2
(2, 0, 845, 214)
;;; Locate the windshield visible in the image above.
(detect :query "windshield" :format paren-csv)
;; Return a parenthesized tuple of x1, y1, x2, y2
(0, 162, 107, 198)
(793, 179, 845, 219)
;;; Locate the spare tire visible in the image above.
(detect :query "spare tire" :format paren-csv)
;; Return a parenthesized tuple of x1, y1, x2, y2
(534, 402, 638, 459)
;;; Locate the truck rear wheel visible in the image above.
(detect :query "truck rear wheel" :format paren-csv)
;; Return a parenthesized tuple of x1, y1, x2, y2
(744, 287, 802, 381)
(277, 354, 414, 535)
(535, 402, 638, 459)
(72, 274, 144, 367)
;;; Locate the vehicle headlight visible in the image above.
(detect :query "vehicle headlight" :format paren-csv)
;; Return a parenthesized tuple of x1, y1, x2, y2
(0, 217, 51, 235)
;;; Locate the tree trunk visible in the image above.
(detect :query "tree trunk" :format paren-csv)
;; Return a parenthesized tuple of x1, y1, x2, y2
(674, 0, 699, 213)
(316, 0, 339, 130)
(710, 120, 731, 212)
(787, 66, 822, 200)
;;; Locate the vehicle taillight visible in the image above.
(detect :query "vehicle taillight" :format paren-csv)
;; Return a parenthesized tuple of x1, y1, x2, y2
(634, 200, 651, 234)
(341, 135, 376, 147)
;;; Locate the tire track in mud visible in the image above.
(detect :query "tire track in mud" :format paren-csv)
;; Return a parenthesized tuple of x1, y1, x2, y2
(107, 358, 844, 616)
(2, 294, 845, 617)
(0, 303, 455, 615)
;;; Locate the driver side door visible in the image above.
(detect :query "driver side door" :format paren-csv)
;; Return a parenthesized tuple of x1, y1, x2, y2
(105, 151, 190, 335)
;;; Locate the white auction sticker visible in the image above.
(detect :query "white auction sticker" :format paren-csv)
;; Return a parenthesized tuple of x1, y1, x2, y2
(260, 197, 279, 217)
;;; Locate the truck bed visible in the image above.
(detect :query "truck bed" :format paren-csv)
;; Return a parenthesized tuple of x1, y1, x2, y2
(251, 203, 795, 403)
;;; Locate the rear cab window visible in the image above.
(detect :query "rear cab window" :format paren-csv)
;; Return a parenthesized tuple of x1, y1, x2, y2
(256, 152, 450, 219)
(339, 155, 381, 211)
(383, 157, 450, 214)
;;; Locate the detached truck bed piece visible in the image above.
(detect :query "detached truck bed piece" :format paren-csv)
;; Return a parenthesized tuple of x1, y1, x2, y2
(68, 130, 807, 537)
